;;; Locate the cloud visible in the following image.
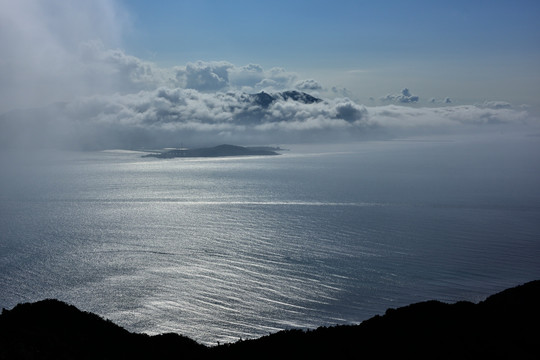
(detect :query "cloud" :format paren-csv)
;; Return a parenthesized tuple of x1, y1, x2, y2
(0, 0, 127, 112)
(295, 79, 322, 91)
(171, 61, 303, 94)
(259, 68, 298, 91)
(77, 41, 173, 94)
(381, 88, 419, 103)
(2, 84, 533, 150)
(368, 104, 529, 130)
(0, 85, 368, 149)
(228, 64, 265, 88)
(479, 100, 513, 109)
(176, 61, 233, 92)
(330, 87, 355, 100)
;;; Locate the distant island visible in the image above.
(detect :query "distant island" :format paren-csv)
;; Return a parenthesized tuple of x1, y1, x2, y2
(1, 280, 539, 359)
(143, 144, 283, 159)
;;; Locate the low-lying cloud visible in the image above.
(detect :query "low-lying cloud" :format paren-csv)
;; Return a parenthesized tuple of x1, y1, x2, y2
(1, 84, 532, 150)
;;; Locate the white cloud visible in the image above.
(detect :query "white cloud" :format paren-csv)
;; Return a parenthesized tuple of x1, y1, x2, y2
(177, 61, 233, 92)
(228, 64, 265, 88)
(295, 79, 322, 91)
(170, 61, 303, 94)
(380, 88, 419, 103)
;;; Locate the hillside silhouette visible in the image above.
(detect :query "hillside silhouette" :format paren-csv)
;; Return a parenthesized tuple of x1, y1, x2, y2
(1, 280, 539, 359)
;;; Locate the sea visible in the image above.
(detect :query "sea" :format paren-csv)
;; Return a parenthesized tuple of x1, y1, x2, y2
(1, 133, 539, 345)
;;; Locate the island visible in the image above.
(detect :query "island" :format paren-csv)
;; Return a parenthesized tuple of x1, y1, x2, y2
(1, 280, 539, 359)
(143, 144, 282, 159)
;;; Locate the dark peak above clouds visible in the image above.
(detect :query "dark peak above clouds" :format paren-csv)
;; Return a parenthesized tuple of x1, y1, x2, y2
(249, 91, 275, 108)
(248, 91, 322, 108)
(278, 90, 322, 104)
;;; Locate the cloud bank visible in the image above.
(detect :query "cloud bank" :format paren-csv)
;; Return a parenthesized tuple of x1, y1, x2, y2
(0, 0, 536, 150)
(1, 83, 532, 150)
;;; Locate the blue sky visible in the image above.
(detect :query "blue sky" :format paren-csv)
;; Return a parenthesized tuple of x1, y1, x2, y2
(122, 1, 540, 62)
(119, 0, 540, 105)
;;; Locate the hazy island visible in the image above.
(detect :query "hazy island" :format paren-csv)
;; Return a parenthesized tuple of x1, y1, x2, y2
(143, 144, 283, 159)
(1, 280, 538, 359)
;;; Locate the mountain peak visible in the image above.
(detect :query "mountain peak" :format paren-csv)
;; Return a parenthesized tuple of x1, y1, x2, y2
(249, 91, 322, 108)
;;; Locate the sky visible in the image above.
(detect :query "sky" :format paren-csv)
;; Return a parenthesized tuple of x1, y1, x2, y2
(1, 0, 539, 149)
(121, 0, 540, 105)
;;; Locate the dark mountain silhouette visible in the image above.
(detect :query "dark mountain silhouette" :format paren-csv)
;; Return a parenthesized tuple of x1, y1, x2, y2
(1, 280, 539, 359)
(0, 299, 207, 359)
(249, 90, 322, 108)
(249, 91, 276, 108)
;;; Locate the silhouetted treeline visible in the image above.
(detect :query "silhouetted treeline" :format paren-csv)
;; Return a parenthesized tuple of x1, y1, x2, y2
(0, 300, 206, 359)
(1, 280, 539, 359)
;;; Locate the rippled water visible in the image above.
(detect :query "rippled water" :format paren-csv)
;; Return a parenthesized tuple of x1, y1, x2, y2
(1, 134, 540, 345)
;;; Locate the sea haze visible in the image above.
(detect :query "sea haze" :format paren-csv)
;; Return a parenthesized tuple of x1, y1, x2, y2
(1, 133, 539, 345)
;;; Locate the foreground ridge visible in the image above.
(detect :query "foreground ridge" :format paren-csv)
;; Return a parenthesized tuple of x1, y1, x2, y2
(1, 280, 539, 359)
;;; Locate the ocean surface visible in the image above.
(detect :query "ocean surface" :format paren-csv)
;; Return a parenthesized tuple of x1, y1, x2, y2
(1, 133, 540, 345)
